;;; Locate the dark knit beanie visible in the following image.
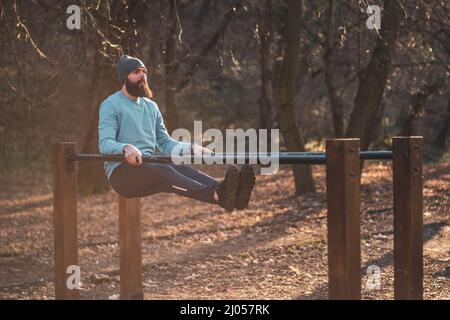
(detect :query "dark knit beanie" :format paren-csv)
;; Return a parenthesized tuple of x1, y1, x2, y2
(116, 55, 146, 83)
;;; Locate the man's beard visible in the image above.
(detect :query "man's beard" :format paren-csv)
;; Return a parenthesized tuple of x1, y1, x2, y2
(125, 79, 153, 98)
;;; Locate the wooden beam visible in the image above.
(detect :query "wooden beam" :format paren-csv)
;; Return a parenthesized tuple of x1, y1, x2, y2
(52, 142, 79, 299)
(393, 136, 423, 300)
(119, 196, 143, 300)
(326, 139, 361, 299)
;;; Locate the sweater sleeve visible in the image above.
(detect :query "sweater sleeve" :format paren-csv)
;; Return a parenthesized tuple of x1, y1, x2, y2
(98, 100, 129, 155)
(155, 106, 191, 155)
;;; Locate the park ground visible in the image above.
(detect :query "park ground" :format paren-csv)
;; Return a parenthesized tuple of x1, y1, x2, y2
(0, 161, 448, 300)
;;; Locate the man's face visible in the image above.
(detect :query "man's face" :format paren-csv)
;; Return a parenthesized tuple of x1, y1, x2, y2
(125, 67, 151, 98)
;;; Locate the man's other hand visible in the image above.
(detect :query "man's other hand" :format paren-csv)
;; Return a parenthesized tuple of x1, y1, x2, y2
(124, 144, 142, 166)
(192, 144, 213, 157)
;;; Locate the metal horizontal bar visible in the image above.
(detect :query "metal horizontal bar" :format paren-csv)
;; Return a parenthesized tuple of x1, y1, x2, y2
(69, 151, 392, 165)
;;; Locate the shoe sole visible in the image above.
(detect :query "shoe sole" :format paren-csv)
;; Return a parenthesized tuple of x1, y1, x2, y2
(222, 165, 240, 211)
(236, 164, 256, 210)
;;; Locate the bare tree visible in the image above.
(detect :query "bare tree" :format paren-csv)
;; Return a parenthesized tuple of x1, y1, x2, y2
(345, 0, 401, 151)
(277, 0, 315, 194)
(324, 0, 346, 137)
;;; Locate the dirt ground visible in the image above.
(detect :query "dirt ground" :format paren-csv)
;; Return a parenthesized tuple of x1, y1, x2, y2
(0, 161, 448, 300)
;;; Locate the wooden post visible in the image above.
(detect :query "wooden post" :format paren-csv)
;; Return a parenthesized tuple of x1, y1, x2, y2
(393, 136, 423, 300)
(119, 196, 143, 300)
(52, 142, 79, 299)
(326, 139, 361, 300)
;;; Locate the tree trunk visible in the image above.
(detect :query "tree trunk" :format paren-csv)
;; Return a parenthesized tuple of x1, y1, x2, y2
(278, 0, 315, 194)
(164, 0, 180, 134)
(429, 95, 450, 161)
(399, 80, 443, 136)
(258, 0, 274, 150)
(78, 57, 115, 195)
(369, 100, 387, 148)
(324, 0, 345, 137)
(345, 0, 401, 151)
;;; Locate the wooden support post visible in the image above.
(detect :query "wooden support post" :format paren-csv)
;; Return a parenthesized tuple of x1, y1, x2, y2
(52, 142, 79, 299)
(119, 196, 143, 300)
(393, 136, 423, 300)
(326, 139, 361, 300)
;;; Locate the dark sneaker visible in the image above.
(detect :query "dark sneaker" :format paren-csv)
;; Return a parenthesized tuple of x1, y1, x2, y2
(216, 165, 240, 211)
(235, 164, 256, 210)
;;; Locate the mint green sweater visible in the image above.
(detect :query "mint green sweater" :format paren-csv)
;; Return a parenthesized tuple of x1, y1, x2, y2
(98, 91, 191, 179)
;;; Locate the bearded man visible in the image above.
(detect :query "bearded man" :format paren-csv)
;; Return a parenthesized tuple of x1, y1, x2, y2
(98, 55, 255, 211)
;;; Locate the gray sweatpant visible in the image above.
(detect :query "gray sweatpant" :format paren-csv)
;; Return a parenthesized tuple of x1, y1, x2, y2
(109, 162, 220, 204)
